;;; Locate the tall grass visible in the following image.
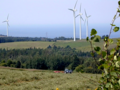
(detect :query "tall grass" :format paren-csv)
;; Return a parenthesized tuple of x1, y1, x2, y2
(0, 68, 101, 90)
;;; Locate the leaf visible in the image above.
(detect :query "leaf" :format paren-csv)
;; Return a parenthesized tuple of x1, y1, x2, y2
(110, 72, 117, 77)
(108, 39, 113, 44)
(94, 46, 101, 51)
(115, 61, 120, 67)
(118, 79, 120, 85)
(86, 37, 89, 41)
(104, 68, 108, 74)
(105, 83, 111, 88)
(110, 24, 116, 26)
(90, 36, 95, 40)
(93, 35, 101, 42)
(101, 51, 107, 58)
(90, 29, 97, 36)
(114, 56, 117, 60)
(104, 37, 109, 42)
(110, 48, 116, 55)
(113, 27, 119, 32)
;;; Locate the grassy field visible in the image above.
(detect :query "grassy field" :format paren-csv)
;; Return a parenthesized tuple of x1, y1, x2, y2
(54, 38, 119, 52)
(0, 67, 101, 90)
(0, 41, 54, 50)
(0, 38, 119, 52)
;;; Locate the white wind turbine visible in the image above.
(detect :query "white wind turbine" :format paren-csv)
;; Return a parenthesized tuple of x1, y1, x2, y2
(75, 3, 84, 40)
(3, 14, 10, 37)
(68, 0, 78, 41)
(84, 10, 91, 38)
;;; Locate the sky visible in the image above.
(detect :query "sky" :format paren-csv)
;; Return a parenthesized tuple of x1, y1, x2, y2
(0, 0, 120, 38)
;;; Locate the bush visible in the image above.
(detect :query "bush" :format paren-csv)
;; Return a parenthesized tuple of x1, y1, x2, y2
(6, 60, 13, 66)
(75, 65, 83, 72)
(0, 63, 7, 66)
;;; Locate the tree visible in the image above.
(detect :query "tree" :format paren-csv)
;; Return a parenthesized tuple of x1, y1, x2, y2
(15, 61, 21, 68)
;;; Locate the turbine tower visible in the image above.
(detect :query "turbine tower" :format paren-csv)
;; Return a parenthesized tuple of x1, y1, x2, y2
(84, 10, 91, 38)
(68, 0, 78, 41)
(76, 3, 84, 40)
(3, 14, 9, 37)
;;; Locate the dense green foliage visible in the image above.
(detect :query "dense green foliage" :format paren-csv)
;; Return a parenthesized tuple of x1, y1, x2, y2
(0, 45, 100, 73)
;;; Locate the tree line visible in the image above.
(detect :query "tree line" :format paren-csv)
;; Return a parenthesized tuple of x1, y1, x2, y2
(0, 45, 102, 73)
(0, 35, 107, 43)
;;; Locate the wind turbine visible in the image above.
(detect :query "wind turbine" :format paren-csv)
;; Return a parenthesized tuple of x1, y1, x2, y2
(3, 14, 9, 37)
(84, 10, 91, 38)
(68, 0, 78, 41)
(76, 3, 84, 40)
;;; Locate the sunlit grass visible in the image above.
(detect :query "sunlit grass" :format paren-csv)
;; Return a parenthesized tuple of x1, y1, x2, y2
(0, 41, 54, 49)
(0, 68, 101, 90)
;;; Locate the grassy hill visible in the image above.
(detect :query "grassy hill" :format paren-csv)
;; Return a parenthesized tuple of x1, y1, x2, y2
(0, 38, 119, 52)
(0, 67, 101, 90)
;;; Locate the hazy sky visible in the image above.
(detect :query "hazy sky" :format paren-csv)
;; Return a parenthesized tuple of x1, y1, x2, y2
(0, 0, 119, 26)
(0, 0, 120, 38)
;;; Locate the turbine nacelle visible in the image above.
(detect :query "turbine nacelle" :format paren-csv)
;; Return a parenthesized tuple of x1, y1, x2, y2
(79, 13, 83, 16)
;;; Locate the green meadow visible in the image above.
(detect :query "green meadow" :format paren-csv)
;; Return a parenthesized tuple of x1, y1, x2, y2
(0, 67, 101, 90)
(0, 38, 119, 52)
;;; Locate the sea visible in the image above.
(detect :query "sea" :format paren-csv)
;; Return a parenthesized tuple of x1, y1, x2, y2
(0, 24, 120, 39)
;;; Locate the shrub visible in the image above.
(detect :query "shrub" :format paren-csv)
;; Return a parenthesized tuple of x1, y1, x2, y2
(0, 63, 7, 66)
(85, 1, 120, 89)
(75, 65, 83, 72)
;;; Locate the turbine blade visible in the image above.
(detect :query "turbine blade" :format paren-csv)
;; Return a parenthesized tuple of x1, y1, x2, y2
(74, 0, 78, 9)
(81, 17, 84, 21)
(88, 15, 91, 18)
(84, 9, 87, 17)
(80, 3, 81, 12)
(68, 9, 74, 11)
(75, 15, 79, 18)
(2, 21, 7, 23)
(7, 14, 9, 20)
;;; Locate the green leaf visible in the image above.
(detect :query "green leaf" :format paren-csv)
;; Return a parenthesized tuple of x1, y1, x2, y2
(90, 29, 97, 36)
(101, 51, 107, 58)
(90, 36, 95, 40)
(105, 83, 111, 88)
(113, 27, 119, 32)
(94, 46, 101, 51)
(93, 35, 101, 42)
(114, 56, 117, 60)
(104, 37, 109, 42)
(110, 48, 116, 55)
(118, 79, 120, 85)
(110, 72, 117, 77)
(110, 24, 116, 26)
(115, 61, 120, 67)
(104, 68, 108, 74)
(86, 37, 89, 41)
(108, 39, 113, 44)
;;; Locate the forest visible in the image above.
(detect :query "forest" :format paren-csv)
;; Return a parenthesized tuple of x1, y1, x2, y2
(0, 45, 102, 73)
